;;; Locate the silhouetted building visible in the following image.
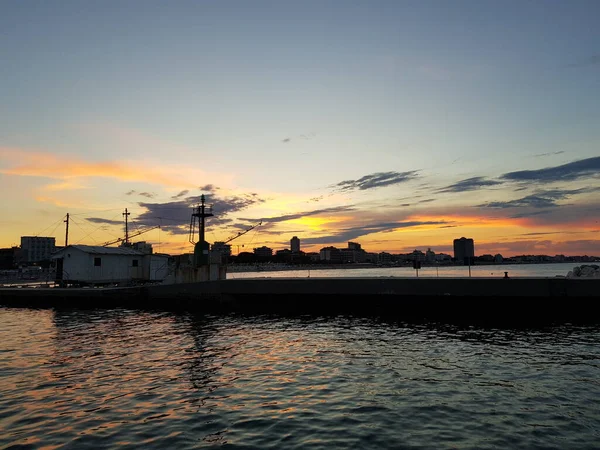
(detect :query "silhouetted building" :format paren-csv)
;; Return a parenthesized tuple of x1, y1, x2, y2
(425, 248, 435, 263)
(212, 241, 232, 257)
(378, 252, 392, 264)
(305, 252, 320, 262)
(275, 249, 292, 262)
(319, 246, 341, 262)
(253, 246, 273, 260)
(0, 247, 19, 270)
(20, 236, 56, 263)
(291, 236, 300, 253)
(409, 249, 426, 262)
(453, 237, 475, 265)
(348, 242, 362, 251)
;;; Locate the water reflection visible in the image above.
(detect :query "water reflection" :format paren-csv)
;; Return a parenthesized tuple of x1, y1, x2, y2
(1, 308, 599, 449)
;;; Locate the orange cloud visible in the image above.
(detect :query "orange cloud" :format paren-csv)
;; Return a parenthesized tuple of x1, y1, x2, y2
(0, 147, 232, 188)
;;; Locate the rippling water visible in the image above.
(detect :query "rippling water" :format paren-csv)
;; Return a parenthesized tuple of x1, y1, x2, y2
(1, 308, 599, 449)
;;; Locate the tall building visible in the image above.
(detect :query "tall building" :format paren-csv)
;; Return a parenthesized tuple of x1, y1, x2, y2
(20, 236, 56, 263)
(290, 236, 300, 253)
(453, 237, 475, 265)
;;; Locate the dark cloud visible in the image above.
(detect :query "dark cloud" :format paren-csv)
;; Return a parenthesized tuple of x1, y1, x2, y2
(438, 177, 503, 193)
(139, 192, 155, 199)
(134, 192, 265, 235)
(125, 190, 136, 196)
(509, 210, 553, 219)
(85, 217, 123, 225)
(282, 138, 291, 143)
(566, 54, 600, 68)
(532, 151, 565, 158)
(333, 171, 420, 192)
(240, 206, 356, 225)
(199, 184, 218, 192)
(301, 220, 448, 245)
(479, 188, 598, 210)
(418, 198, 435, 203)
(501, 156, 600, 183)
(171, 190, 189, 199)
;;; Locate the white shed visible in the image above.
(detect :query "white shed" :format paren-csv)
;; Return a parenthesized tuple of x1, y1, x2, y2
(52, 245, 146, 285)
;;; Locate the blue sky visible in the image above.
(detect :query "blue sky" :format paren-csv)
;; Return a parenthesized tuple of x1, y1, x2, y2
(1, 1, 599, 255)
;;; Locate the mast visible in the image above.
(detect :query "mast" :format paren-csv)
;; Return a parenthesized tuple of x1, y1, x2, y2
(123, 208, 130, 245)
(64, 213, 69, 247)
(190, 194, 214, 267)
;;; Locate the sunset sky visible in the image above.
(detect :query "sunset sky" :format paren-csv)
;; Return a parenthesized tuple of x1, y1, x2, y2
(1, 1, 599, 256)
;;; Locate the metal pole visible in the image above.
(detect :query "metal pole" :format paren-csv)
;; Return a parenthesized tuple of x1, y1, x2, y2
(199, 195, 205, 244)
(64, 213, 69, 247)
(123, 208, 130, 245)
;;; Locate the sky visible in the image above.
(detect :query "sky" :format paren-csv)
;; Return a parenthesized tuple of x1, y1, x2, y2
(1, 0, 599, 256)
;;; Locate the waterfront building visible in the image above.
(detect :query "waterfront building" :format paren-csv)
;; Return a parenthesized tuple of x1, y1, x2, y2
(409, 249, 426, 262)
(290, 236, 300, 253)
(319, 246, 341, 262)
(453, 237, 475, 265)
(494, 254, 504, 263)
(0, 247, 19, 270)
(435, 253, 452, 262)
(20, 236, 56, 263)
(253, 246, 273, 260)
(51, 244, 169, 285)
(212, 241, 232, 257)
(378, 252, 392, 264)
(275, 249, 292, 262)
(348, 242, 362, 251)
(425, 248, 436, 263)
(305, 252, 320, 262)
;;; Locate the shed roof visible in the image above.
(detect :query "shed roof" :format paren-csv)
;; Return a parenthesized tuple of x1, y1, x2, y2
(52, 245, 145, 258)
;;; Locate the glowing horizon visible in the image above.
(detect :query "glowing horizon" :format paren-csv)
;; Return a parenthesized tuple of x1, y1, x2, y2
(1, 2, 599, 256)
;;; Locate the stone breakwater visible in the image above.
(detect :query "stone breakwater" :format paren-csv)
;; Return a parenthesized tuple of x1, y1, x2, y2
(567, 265, 600, 278)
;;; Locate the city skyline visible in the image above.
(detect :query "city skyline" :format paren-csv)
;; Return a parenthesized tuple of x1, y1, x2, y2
(1, 1, 599, 256)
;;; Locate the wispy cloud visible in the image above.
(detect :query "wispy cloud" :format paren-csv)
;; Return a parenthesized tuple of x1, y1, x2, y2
(171, 190, 189, 199)
(333, 171, 420, 192)
(0, 147, 228, 188)
(565, 54, 600, 68)
(241, 206, 356, 225)
(438, 176, 503, 193)
(501, 156, 600, 183)
(199, 184, 218, 192)
(85, 217, 123, 226)
(301, 220, 448, 245)
(139, 192, 155, 199)
(478, 188, 591, 209)
(532, 151, 565, 158)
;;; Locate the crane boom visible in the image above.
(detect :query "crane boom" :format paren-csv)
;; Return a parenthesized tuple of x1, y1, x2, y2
(223, 221, 262, 244)
(102, 225, 161, 247)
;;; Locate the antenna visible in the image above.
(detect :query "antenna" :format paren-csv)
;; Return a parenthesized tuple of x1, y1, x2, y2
(123, 208, 131, 245)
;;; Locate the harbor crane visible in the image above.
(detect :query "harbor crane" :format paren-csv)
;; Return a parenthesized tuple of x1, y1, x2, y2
(222, 221, 262, 244)
(101, 225, 161, 247)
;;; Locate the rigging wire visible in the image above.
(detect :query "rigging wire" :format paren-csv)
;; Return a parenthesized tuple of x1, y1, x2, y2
(33, 215, 67, 238)
(70, 212, 122, 244)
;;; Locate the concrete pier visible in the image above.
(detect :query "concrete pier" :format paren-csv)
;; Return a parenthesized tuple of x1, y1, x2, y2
(1, 277, 598, 324)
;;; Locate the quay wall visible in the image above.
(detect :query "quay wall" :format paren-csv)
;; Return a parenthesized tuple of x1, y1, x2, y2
(1, 278, 598, 324)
